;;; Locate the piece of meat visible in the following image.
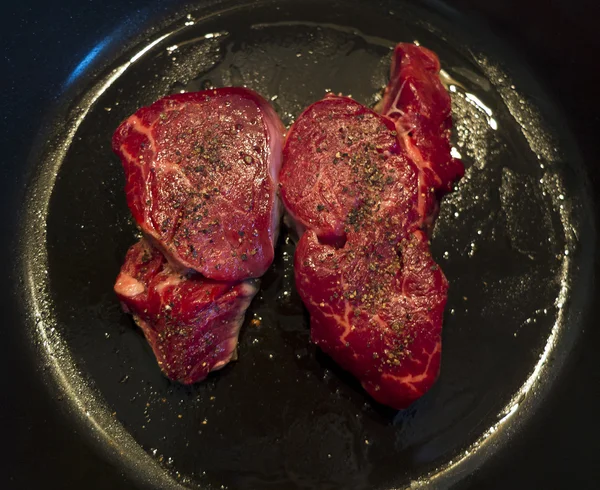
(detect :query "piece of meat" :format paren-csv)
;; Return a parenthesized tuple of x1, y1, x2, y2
(294, 228, 447, 409)
(113, 88, 284, 282)
(114, 239, 259, 384)
(377, 44, 464, 194)
(280, 96, 428, 242)
(280, 44, 463, 409)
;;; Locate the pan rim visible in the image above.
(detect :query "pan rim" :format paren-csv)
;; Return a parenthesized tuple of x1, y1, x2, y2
(15, 1, 597, 488)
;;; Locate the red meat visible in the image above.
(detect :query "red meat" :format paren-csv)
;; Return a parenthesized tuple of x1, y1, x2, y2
(114, 239, 258, 384)
(280, 44, 463, 409)
(113, 88, 284, 282)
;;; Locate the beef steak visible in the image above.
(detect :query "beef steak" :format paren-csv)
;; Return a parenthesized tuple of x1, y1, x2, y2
(113, 88, 284, 382)
(115, 239, 259, 384)
(113, 87, 284, 282)
(280, 44, 463, 409)
(377, 44, 464, 197)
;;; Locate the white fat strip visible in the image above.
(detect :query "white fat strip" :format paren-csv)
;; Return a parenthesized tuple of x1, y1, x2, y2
(389, 79, 408, 116)
(262, 99, 285, 185)
(127, 115, 158, 153)
(400, 133, 442, 226)
(239, 280, 260, 297)
(264, 109, 285, 247)
(210, 281, 259, 370)
(308, 297, 354, 345)
(154, 274, 185, 294)
(118, 145, 140, 169)
(114, 273, 145, 297)
(380, 340, 441, 392)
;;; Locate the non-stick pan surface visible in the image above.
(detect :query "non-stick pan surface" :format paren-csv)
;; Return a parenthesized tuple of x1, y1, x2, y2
(2, 0, 598, 489)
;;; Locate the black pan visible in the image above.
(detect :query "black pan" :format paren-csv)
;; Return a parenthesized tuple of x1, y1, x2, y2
(2, 0, 599, 489)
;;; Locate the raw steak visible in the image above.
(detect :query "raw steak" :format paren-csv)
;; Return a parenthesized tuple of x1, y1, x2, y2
(113, 87, 284, 282)
(378, 44, 463, 186)
(280, 44, 463, 409)
(114, 239, 259, 384)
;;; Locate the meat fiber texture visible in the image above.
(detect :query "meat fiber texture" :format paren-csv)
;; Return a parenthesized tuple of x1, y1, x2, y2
(280, 43, 464, 409)
(113, 88, 284, 384)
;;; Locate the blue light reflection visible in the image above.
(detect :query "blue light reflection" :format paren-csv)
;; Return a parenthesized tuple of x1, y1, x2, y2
(65, 36, 113, 86)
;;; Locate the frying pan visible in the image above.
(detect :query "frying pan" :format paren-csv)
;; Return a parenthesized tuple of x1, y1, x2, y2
(2, 0, 599, 488)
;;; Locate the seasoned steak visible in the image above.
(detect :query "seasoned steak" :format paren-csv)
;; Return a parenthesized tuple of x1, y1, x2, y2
(280, 44, 463, 409)
(114, 239, 259, 384)
(113, 88, 284, 282)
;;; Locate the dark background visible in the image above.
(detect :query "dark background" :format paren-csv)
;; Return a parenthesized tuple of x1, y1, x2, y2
(1, 0, 598, 488)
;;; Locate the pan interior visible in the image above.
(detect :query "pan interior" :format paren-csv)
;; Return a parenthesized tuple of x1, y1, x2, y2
(21, 1, 592, 489)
